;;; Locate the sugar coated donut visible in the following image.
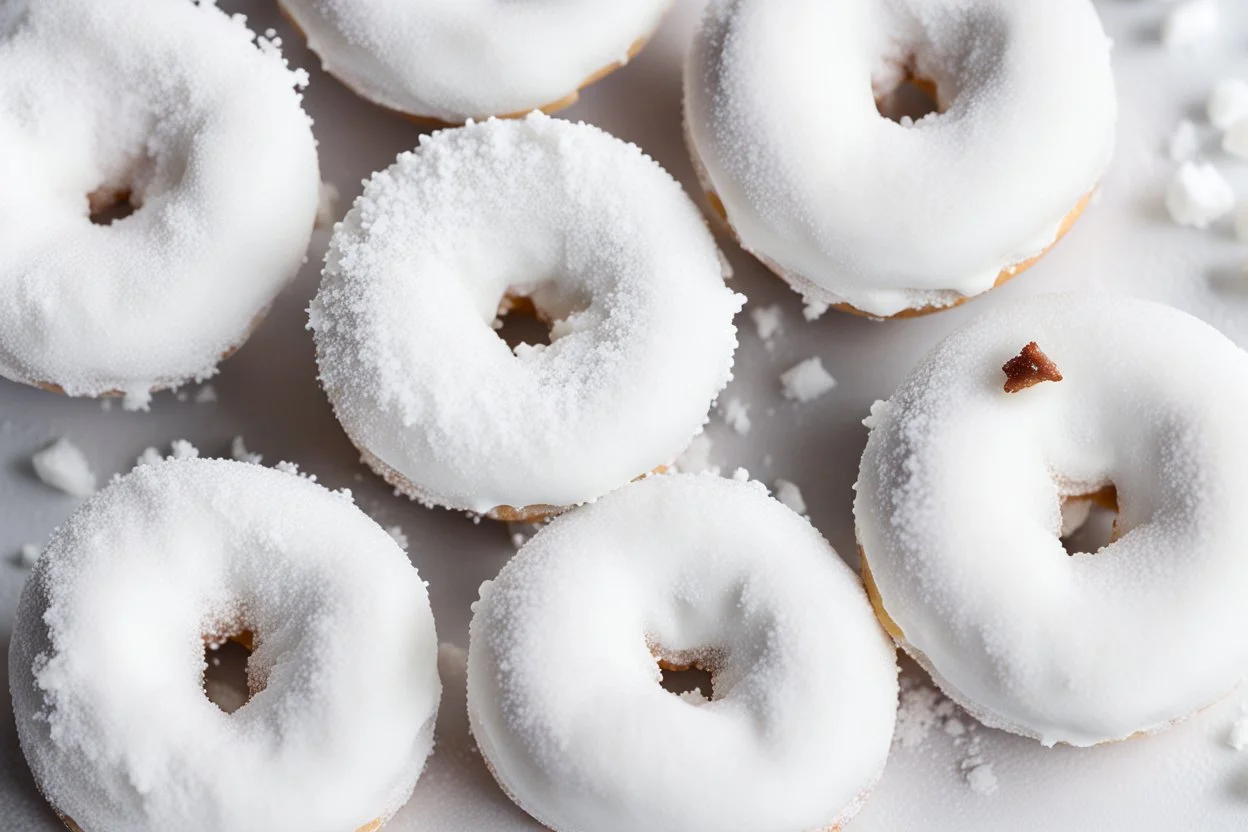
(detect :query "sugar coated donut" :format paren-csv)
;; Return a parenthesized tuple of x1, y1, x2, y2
(311, 113, 742, 520)
(468, 473, 899, 831)
(8, 459, 441, 831)
(855, 294, 1248, 747)
(684, 0, 1117, 319)
(0, 0, 319, 406)
(278, 0, 668, 123)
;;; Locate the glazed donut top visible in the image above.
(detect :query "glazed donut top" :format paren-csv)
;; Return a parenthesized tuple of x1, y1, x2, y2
(855, 294, 1248, 746)
(468, 473, 898, 832)
(279, 0, 669, 122)
(8, 459, 441, 831)
(685, 0, 1117, 317)
(0, 0, 319, 404)
(311, 114, 742, 515)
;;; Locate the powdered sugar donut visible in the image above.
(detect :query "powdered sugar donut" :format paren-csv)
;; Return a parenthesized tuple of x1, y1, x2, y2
(0, 0, 319, 406)
(9, 459, 440, 831)
(311, 114, 742, 520)
(468, 473, 899, 831)
(279, 0, 668, 123)
(855, 294, 1248, 746)
(684, 0, 1116, 319)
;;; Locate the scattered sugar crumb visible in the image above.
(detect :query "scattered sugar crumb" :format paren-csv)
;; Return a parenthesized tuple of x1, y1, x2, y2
(1166, 161, 1235, 228)
(274, 461, 301, 475)
(32, 438, 96, 497)
(511, 532, 526, 549)
(170, 439, 199, 460)
(749, 304, 783, 347)
(1208, 78, 1248, 130)
(862, 399, 891, 430)
(773, 479, 807, 515)
(231, 436, 263, 465)
(718, 397, 752, 435)
(123, 387, 152, 412)
(678, 688, 709, 706)
(16, 543, 40, 568)
(965, 763, 998, 796)
(802, 298, 829, 322)
(1228, 715, 1248, 750)
(731, 467, 750, 482)
(386, 525, 409, 551)
(1223, 120, 1248, 160)
(674, 433, 720, 476)
(193, 384, 218, 404)
(135, 447, 163, 468)
(780, 357, 837, 403)
(1169, 119, 1201, 162)
(945, 718, 967, 737)
(316, 181, 341, 228)
(895, 685, 944, 749)
(1162, 0, 1219, 51)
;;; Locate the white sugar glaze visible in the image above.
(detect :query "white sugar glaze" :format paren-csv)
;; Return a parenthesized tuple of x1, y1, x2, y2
(311, 114, 742, 516)
(684, 0, 1117, 317)
(855, 294, 1248, 746)
(0, 0, 319, 404)
(8, 459, 441, 831)
(468, 473, 899, 831)
(279, 0, 670, 123)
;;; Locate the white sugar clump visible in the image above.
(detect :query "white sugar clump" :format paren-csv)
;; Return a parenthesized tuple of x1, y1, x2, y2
(1228, 715, 1248, 750)
(231, 436, 263, 465)
(781, 358, 837, 403)
(773, 479, 807, 515)
(134, 447, 163, 468)
(749, 304, 783, 346)
(1223, 121, 1248, 160)
(862, 399, 891, 430)
(1166, 162, 1235, 228)
(32, 439, 96, 497)
(674, 434, 720, 476)
(316, 181, 341, 229)
(1162, 0, 1219, 51)
(718, 397, 752, 435)
(170, 440, 199, 461)
(193, 384, 218, 404)
(1208, 79, 1248, 130)
(387, 525, 409, 551)
(1169, 119, 1201, 162)
(803, 299, 830, 322)
(17, 543, 41, 568)
(965, 763, 998, 796)
(731, 467, 750, 482)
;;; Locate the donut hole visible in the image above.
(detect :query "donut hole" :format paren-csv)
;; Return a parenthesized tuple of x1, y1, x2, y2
(493, 294, 553, 351)
(202, 630, 256, 715)
(87, 186, 139, 226)
(874, 69, 943, 125)
(656, 655, 717, 704)
(1059, 487, 1120, 556)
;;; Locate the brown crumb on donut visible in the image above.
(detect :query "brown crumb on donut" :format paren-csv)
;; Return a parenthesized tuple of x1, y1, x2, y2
(1002, 342, 1063, 393)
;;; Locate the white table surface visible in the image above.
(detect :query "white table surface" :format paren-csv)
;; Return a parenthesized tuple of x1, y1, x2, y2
(4, 0, 1248, 829)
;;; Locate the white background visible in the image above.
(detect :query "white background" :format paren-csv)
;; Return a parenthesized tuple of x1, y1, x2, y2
(3, 0, 1248, 829)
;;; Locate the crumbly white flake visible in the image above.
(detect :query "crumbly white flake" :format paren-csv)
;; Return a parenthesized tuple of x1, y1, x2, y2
(965, 763, 998, 796)
(1162, 0, 1219, 51)
(862, 399, 891, 430)
(170, 440, 200, 461)
(135, 447, 164, 468)
(749, 304, 783, 346)
(674, 434, 719, 476)
(1169, 119, 1201, 162)
(193, 384, 218, 404)
(231, 436, 263, 465)
(802, 299, 830, 322)
(123, 388, 153, 412)
(731, 467, 750, 482)
(719, 397, 752, 435)
(386, 525, 409, 551)
(780, 358, 837, 403)
(32, 438, 96, 497)
(1208, 79, 1248, 130)
(773, 479, 807, 515)
(1165, 162, 1235, 228)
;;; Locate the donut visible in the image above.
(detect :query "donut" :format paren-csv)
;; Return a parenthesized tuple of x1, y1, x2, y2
(278, 0, 669, 124)
(8, 459, 441, 830)
(684, 0, 1117, 319)
(467, 473, 899, 831)
(310, 113, 742, 520)
(855, 294, 1248, 747)
(0, 0, 319, 406)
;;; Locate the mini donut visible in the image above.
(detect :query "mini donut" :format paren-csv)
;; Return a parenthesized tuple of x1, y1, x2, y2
(8, 459, 441, 831)
(855, 294, 1248, 747)
(468, 473, 899, 832)
(684, 0, 1117, 319)
(0, 0, 319, 406)
(311, 113, 742, 520)
(278, 0, 669, 124)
